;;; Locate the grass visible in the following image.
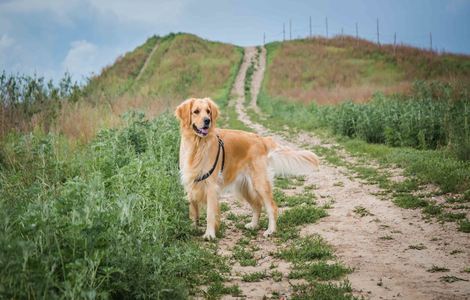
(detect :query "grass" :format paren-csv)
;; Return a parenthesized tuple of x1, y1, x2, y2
(292, 281, 356, 300)
(427, 265, 450, 273)
(271, 270, 283, 282)
(244, 48, 258, 105)
(275, 235, 353, 298)
(232, 245, 256, 267)
(241, 271, 267, 282)
(392, 178, 420, 192)
(264, 37, 470, 105)
(440, 276, 469, 283)
(353, 206, 374, 217)
(220, 102, 253, 132)
(393, 193, 428, 209)
(408, 244, 427, 250)
(438, 212, 466, 222)
(458, 219, 470, 233)
(206, 282, 242, 298)
(276, 235, 333, 262)
(277, 206, 327, 228)
(340, 138, 470, 192)
(0, 113, 232, 299)
(275, 175, 306, 189)
(274, 189, 316, 207)
(289, 262, 352, 281)
(422, 204, 442, 216)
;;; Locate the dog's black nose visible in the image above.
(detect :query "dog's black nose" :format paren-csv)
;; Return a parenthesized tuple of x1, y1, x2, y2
(204, 118, 211, 126)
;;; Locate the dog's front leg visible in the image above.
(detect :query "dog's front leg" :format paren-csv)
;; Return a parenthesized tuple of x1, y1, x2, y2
(189, 200, 199, 227)
(203, 187, 219, 240)
(188, 186, 203, 227)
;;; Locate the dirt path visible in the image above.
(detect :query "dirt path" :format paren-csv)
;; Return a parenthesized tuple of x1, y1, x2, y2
(218, 46, 470, 299)
(135, 40, 159, 82)
(215, 47, 294, 299)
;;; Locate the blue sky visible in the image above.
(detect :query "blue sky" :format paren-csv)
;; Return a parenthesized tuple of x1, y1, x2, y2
(1, 0, 469, 82)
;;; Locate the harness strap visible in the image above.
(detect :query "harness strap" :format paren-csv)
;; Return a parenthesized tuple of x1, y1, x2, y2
(194, 135, 225, 183)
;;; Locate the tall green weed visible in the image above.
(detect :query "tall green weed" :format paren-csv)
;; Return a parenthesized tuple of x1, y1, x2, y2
(0, 112, 223, 299)
(259, 81, 470, 161)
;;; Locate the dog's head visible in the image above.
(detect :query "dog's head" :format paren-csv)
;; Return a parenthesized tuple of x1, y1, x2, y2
(175, 97, 219, 138)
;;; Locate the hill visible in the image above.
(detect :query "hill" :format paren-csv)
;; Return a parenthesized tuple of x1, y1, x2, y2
(60, 33, 243, 141)
(85, 33, 242, 103)
(263, 36, 470, 104)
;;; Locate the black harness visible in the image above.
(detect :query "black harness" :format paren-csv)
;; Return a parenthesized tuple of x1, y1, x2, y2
(194, 135, 225, 183)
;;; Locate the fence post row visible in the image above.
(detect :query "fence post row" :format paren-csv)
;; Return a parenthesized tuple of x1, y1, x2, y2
(325, 17, 329, 38)
(282, 23, 285, 41)
(289, 19, 292, 40)
(269, 17, 436, 53)
(376, 18, 380, 46)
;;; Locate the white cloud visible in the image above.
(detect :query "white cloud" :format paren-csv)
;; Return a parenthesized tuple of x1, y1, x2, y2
(0, 0, 188, 26)
(61, 40, 125, 82)
(90, 0, 187, 25)
(0, 34, 14, 50)
(62, 40, 100, 79)
(0, 0, 82, 25)
(0, 34, 15, 67)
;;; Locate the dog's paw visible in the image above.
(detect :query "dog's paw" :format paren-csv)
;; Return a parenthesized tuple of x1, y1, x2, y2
(202, 231, 216, 241)
(244, 222, 258, 230)
(263, 228, 275, 237)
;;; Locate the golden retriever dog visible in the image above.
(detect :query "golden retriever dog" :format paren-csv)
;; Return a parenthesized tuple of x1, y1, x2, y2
(175, 97, 319, 240)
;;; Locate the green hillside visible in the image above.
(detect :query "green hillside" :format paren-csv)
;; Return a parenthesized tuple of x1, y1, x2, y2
(83, 35, 159, 99)
(85, 33, 242, 105)
(263, 37, 470, 104)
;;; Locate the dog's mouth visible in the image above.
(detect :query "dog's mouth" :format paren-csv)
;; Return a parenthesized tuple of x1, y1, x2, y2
(193, 124, 210, 137)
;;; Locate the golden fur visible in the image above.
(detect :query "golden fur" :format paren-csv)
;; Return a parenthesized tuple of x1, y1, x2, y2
(175, 98, 319, 240)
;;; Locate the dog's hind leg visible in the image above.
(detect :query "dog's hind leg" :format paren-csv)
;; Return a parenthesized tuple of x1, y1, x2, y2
(234, 174, 261, 230)
(251, 170, 278, 237)
(260, 185, 278, 237)
(243, 192, 262, 230)
(245, 200, 262, 230)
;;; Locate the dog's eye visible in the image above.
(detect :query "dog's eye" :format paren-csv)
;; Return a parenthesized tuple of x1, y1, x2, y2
(206, 109, 211, 114)
(193, 109, 200, 114)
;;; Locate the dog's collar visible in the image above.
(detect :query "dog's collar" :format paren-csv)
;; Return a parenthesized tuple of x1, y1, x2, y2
(194, 135, 225, 183)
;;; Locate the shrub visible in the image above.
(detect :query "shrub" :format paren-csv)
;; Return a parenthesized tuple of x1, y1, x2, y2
(258, 81, 470, 161)
(0, 113, 225, 299)
(0, 72, 82, 137)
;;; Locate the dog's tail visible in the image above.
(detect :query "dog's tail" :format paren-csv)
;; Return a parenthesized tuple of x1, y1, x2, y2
(264, 137, 320, 177)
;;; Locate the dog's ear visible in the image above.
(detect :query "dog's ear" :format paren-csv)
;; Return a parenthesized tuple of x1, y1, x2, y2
(206, 98, 219, 124)
(175, 98, 194, 127)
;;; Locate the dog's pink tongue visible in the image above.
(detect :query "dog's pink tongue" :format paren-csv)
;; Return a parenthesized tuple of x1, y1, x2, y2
(200, 128, 208, 135)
